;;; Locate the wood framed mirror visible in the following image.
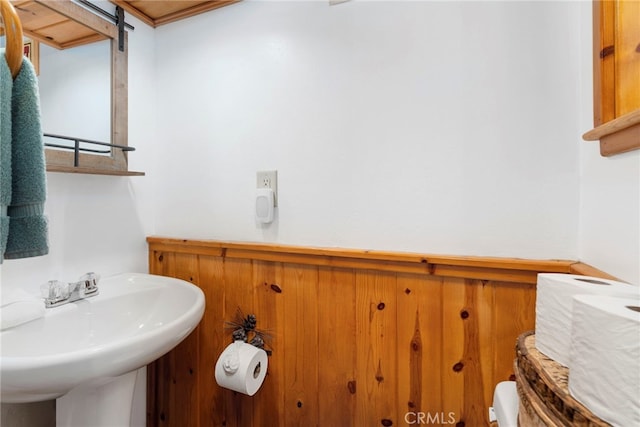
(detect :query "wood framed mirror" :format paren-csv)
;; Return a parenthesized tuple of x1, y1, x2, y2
(11, 0, 140, 175)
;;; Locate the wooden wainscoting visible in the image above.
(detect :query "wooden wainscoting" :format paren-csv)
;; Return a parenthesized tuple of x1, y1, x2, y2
(146, 237, 577, 427)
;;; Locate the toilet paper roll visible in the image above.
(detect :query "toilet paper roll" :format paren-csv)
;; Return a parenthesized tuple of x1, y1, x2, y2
(535, 273, 639, 366)
(568, 295, 640, 427)
(215, 341, 268, 396)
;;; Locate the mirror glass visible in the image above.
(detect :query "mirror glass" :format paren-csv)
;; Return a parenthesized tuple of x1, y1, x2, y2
(39, 40, 111, 154)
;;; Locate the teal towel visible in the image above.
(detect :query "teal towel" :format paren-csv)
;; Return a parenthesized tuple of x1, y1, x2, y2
(0, 51, 49, 262)
(1, 51, 13, 260)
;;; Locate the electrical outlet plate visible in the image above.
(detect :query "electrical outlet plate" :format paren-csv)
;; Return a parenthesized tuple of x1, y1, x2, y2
(256, 170, 277, 207)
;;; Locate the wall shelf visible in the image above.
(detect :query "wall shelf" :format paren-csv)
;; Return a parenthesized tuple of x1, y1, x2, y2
(46, 165, 144, 176)
(583, 109, 640, 156)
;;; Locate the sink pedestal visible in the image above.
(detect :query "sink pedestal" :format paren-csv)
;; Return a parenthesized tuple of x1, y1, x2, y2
(56, 368, 145, 427)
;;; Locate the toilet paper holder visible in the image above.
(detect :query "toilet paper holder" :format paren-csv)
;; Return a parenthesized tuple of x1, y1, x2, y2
(224, 309, 273, 355)
(216, 309, 273, 396)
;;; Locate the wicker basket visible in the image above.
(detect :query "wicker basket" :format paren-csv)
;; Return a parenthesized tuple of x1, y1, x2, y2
(514, 331, 610, 427)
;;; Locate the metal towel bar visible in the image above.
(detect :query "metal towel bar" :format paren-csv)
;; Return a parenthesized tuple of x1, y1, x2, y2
(44, 133, 135, 167)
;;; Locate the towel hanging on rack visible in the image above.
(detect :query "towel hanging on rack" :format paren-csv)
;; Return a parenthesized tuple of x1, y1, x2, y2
(2, 53, 49, 262)
(0, 49, 49, 263)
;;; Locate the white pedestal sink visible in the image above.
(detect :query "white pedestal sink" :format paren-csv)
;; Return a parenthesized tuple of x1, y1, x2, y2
(0, 273, 205, 426)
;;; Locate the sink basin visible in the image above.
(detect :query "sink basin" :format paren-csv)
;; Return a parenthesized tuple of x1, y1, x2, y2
(0, 273, 205, 404)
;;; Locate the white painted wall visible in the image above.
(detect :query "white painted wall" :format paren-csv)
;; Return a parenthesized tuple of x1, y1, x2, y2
(152, 0, 582, 259)
(578, 149, 639, 284)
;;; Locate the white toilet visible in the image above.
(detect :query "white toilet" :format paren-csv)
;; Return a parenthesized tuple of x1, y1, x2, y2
(488, 381, 519, 426)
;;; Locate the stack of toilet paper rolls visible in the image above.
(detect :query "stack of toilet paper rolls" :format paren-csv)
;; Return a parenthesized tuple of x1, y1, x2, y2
(535, 273, 640, 426)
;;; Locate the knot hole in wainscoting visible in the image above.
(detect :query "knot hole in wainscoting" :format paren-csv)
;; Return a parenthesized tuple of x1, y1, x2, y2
(270, 284, 282, 293)
(452, 362, 464, 372)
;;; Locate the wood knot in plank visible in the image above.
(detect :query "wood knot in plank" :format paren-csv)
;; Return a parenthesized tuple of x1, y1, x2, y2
(375, 361, 384, 383)
(600, 45, 614, 58)
(377, 302, 386, 310)
(297, 400, 303, 408)
(270, 284, 282, 293)
(460, 309, 469, 319)
(456, 422, 465, 427)
(347, 380, 356, 394)
(158, 254, 163, 262)
(381, 419, 393, 426)
(452, 362, 464, 372)
(405, 288, 411, 294)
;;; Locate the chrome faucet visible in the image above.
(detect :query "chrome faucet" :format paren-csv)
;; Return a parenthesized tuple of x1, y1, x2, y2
(41, 273, 100, 308)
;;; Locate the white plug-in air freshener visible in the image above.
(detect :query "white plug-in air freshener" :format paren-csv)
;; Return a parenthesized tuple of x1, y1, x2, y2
(255, 188, 274, 223)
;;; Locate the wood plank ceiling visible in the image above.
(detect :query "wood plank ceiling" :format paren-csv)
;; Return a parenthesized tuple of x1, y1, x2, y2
(109, 0, 240, 27)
